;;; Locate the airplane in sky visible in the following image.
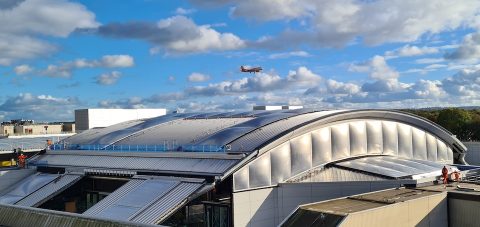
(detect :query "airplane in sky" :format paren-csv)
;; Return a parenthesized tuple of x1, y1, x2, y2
(240, 66, 263, 73)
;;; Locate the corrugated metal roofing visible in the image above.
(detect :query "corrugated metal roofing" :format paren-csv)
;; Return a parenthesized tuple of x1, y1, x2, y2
(15, 174, 82, 207)
(0, 136, 69, 152)
(29, 152, 240, 176)
(84, 177, 204, 225)
(0, 173, 58, 204)
(84, 179, 144, 216)
(226, 110, 346, 152)
(334, 156, 454, 179)
(287, 166, 387, 183)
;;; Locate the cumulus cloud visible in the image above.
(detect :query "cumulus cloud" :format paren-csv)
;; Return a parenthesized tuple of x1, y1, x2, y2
(235, 0, 480, 48)
(385, 45, 439, 59)
(14, 64, 33, 75)
(268, 51, 311, 59)
(98, 97, 146, 109)
(175, 7, 196, 15)
(41, 55, 134, 78)
(187, 72, 211, 82)
(96, 71, 122, 85)
(0, 0, 98, 65)
(98, 16, 245, 54)
(445, 33, 480, 61)
(350, 55, 399, 80)
(0, 93, 81, 121)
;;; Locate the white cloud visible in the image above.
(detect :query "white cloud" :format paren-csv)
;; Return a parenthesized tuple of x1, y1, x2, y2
(268, 51, 311, 59)
(350, 55, 399, 80)
(187, 72, 211, 82)
(286, 66, 322, 86)
(326, 79, 360, 94)
(100, 55, 134, 67)
(98, 16, 245, 54)
(95, 71, 122, 85)
(41, 55, 134, 78)
(175, 7, 196, 15)
(0, 93, 81, 121)
(445, 33, 480, 61)
(415, 58, 445, 64)
(385, 45, 439, 59)
(237, 0, 480, 48)
(0, 0, 98, 65)
(14, 64, 33, 75)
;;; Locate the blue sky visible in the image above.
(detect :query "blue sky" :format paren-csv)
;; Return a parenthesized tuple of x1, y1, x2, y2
(2, 0, 480, 121)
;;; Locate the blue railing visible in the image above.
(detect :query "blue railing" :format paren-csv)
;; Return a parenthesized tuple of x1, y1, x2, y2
(50, 143, 228, 153)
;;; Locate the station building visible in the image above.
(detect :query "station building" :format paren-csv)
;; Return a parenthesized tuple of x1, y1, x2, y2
(0, 109, 469, 226)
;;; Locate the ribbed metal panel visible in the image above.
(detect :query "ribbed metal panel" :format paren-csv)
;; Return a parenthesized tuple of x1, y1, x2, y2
(0, 169, 36, 194)
(0, 174, 58, 204)
(287, 167, 387, 183)
(229, 111, 338, 152)
(131, 182, 203, 224)
(84, 179, 144, 215)
(64, 120, 144, 145)
(0, 203, 159, 227)
(30, 154, 239, 175)
(15, 174, 82, 207)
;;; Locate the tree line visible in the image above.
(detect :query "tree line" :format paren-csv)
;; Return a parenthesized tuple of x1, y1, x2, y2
(403, 108, 480, 141)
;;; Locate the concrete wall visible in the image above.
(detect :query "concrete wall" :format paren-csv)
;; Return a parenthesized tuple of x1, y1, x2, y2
(14, 125, 63, 135)
(464, 142, 480, 165)
(233, 180, 409, 227)
(340, 192, 447, 227)
(75, 109, 167, 131)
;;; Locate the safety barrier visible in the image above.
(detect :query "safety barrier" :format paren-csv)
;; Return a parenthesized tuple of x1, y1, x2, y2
(50, 143, 228, 152)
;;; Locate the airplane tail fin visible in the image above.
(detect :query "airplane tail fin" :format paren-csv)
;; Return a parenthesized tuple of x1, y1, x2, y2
(240, 66, 245, 71)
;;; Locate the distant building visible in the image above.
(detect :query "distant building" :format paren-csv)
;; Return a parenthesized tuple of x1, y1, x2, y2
(253, 105, 303, 110)
(0, 119, 75, 136)
(74, 109, 167, 131)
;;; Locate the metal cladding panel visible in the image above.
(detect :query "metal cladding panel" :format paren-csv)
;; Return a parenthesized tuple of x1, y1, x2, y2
(248, 153, 271, 188)
(335, 160, 407, 178)
(95, 180, 178, 221)
(333, 156, 444, 178)
(194, 127, 256, 146)
(114, 118, 251, 146)
(437, 140, 448, 162)
(270, 143, 291, 185)
(412, 128, 427, 160)
(426, 134, 438, 161)
(382, 121, 398, 156)
(64, 120, 144, 145)
(447, 147, 453, 161)
(366, 121, 383, 154)
(290, 133, 312, 176)
(311, 127, 332, 165)
(349, 121, 367, 156)
(229, 111, 345, 152)
(0, 174, 57, 205)
(31, 154, 238, 175)
(232, 117, 459, 191)
(84, 179, 144, 216)
(397, 123, 413, 159)
(15, 174, 82, 207)
(131, 182, 203, 224)
(233, 166, 249, 191)
(331, 123, 350, 160)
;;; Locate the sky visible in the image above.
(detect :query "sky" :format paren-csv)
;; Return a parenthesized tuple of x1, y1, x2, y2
(2, 0, 480, 121)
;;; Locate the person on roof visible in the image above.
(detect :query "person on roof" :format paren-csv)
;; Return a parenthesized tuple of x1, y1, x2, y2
(18, 152, 27, 168)
(453, 170, 461, 182)
(442, 166, 449, 187)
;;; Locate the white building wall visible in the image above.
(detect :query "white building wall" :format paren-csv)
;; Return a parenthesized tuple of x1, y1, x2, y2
(75, 109, 166, 131)
(233, 181, 409, 227)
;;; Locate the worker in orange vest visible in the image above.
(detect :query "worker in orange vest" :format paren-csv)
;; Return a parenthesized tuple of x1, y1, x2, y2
(18, 153, 27, 168)
(442, 166, 449, 187)
(453, 171, 461, 182)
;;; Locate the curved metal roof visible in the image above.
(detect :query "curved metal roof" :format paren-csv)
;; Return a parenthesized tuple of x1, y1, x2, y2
(61, 109, 465, 155)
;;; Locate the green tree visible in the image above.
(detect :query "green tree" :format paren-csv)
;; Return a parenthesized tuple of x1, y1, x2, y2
(437, 108, 472, 140)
